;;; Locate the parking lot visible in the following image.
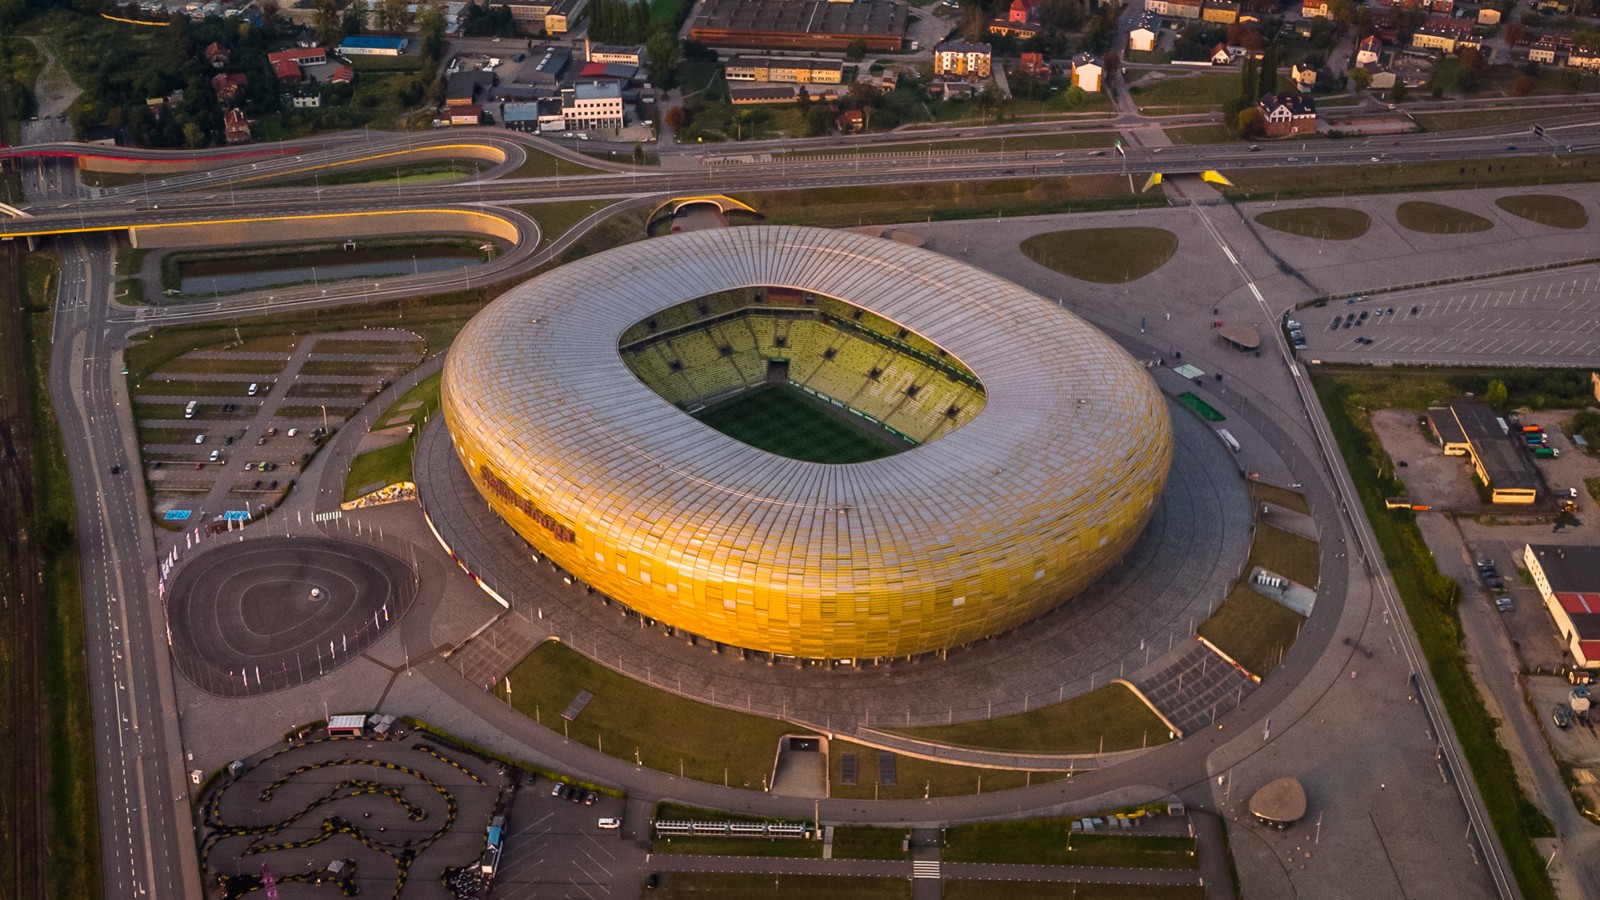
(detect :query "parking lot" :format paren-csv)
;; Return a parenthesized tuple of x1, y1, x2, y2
(487, 777, 643, 900)
(1296, 264, 1600, 366)
(132, 329, 423, 527)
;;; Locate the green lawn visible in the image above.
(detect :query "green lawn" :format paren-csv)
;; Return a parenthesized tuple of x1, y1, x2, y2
(1198, 582, 1306, 676)
(790, 130, 1116, 157)
(644, 873, 911, 899)
(1255, 207, 1372, 240)
(268, 159, 488, 188)
(341, 370, 441, 500)
(151, 357, 284, 376)
(1176, 392, 1224, 422)
(944, 820, 1198, 868)
(1253, 482, 1310, 515)
(510, 149, 604, 179)
(1395, 201, 1494, 235)
(890, 683, 1172, 753)
(512, 199, 618, 248)
(826, 739, 1063, 800)
(1130, 73, 1239, 113)
(505, 640, 804, 788)
(831, 825, 911, 860)
(696, 384, 901, 464)
(136, 377, 256, 397)
(1219, 153, 1600, 202)
(1494, 194, 1589, 229)
(945, 883, 1204, 900)
(1411, 104, 1600, 131)
(1162, 123, 1243, 145)
(739, 175, 1166, 229)
(1248, 522, 1320, 588)
(1021, 227, 1179, 284)
(652, 837, 823, 858)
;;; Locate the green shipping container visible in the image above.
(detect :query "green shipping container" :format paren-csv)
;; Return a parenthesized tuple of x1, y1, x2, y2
(1534, 448, 1555, 458)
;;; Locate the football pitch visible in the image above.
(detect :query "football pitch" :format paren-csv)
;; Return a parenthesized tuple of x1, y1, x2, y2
(696, 385, 902, 464)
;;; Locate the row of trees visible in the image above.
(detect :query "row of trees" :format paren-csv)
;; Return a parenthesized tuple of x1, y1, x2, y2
(587, 0, 651, 44)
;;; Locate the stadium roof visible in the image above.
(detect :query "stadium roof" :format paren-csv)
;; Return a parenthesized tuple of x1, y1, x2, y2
(442, 227, 1172, 657)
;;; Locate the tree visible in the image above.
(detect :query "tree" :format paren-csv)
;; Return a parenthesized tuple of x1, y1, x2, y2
(377, 0, 410, 32)
(804, 102, 831, 136)
(314, 0, 341, 46)
(417, 5, 445, 61)
(1484, 380, 1508, 409)
(1239, 54, 1259, 102)
(1063, 84, 1087, 108)
(645, 28, 681, 89)
(960, 4, 987, 43)
(182, 120, 206, 148)
(1258, 45, 1278, 96)
(1513, 73, 1536, 95)
(1235, 104, 1263, 136)
(845, 38, 867, 61)
(1388, 80, 1407, 103)
(1350, 67, 1371, 90)
(663, 105, 687, 130)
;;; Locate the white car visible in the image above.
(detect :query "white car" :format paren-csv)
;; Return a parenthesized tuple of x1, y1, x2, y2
(598, 817, 621, 830)
(195, 434, 206, 444)
(208, 450, 221, 462)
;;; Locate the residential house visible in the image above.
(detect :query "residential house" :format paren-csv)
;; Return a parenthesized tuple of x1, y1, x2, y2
(204, 41, 231, 67)
(290, 92, 321, 108)
(1211, 42, 1234, 65)
(449, 104, 483, 126)
(1410, 18, 1475, 53)
(1355, 34, 1382, 66)
(1168, 0, 1203, 18)
(1202, 0, 1240, 24)
(268, 48, 328, 83)
(1256, 91, 1316, 136)
(1570, 48, 1600, 73)
(837, 109, 864, 133)
(933, 40, 992, 79)
(211, 72, 248, 106)
(1476, 7, 1501, 24)
(1378, 0, 1452, 11)
(1020, 52, 1049, 76)
(329, 65, 355, 84)
(1128, 13, 1159, 53)
(1290, 62, 1318, 90)
(1529, 36, 1571, 65)
(223, 107, 251, 143)
(724, 56, 844, 84)
(1146, 0, 1171, 13)
(1071, 53, 1104, 92)
(1301, 0, 1328, 17)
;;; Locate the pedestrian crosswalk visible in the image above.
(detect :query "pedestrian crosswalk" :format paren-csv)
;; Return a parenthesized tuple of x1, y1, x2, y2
(912, 860, 941, 879)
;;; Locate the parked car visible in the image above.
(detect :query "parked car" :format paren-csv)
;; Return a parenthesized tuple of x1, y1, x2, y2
(1553, 705, 1573, 729)
(551, 782, 564, 797)
(1495, 597, 1514, 612)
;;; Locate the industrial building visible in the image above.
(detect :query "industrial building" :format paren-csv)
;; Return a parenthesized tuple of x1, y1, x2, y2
(1524, 544, 1600, 668)
(689, 0, 907, 52)
(1427, 400, 1540, 504)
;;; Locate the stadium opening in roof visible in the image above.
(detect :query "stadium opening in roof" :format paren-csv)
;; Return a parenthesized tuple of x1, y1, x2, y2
(441, 226, 1172, 661)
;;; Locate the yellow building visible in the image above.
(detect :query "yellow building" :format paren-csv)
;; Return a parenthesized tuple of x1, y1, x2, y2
(724, 55, 845, 83)
(441, 227, 1173, 660)
(933, 39, 992, 78)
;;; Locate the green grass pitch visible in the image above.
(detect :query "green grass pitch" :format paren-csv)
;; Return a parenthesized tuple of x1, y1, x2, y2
(695, 385, 901, 464)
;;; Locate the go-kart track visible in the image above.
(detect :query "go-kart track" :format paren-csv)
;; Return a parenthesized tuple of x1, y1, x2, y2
(166, 536, 417, 697)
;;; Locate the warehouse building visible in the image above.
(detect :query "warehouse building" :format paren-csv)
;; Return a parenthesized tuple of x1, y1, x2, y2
(1524, 544, 1600, 668)
(689, 0, 906, 52)
(1427, 399, 1540, 504)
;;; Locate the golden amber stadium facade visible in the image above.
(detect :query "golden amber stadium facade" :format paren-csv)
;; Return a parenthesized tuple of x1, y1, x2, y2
(441, 227, 1172, 660)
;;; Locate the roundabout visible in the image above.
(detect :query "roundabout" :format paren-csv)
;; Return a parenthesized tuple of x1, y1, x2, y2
(167, 536, 418, 697)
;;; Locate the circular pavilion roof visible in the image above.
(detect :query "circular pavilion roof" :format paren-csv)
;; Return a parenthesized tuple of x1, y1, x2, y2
(441, 225, 1173, 658)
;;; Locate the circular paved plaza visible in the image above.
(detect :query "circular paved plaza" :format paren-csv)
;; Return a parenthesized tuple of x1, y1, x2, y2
(168, 536, 416, 696)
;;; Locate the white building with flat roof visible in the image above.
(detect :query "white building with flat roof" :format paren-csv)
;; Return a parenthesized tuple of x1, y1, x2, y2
(562, 81, 624, 130)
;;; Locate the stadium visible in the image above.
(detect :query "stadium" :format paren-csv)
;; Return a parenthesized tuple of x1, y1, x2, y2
(440, 226, 1172, 660)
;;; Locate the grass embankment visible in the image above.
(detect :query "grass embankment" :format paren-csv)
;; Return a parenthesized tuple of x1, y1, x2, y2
(1199, 583, 1304, 676)
(945, 884, 1203, 900)
(645, 873, 911, 899)
(832, 825, 911, 860)
(1129, 73, 1238, 114)
(512, 200, 617, 248)
(944, 818, 1197, 867)
(510, 149, 605, 179)
(1394, 201, 1494, 235)
(114, 236, 149, 304)
(1221, 152, 1600, 202)
(789, 131, 1117, 157)
(890, 683, 1172, 753)
(0, 35, 44, 146)
(124, 292, 489, 381)
(267, 159, 490, 188)
(735, 176, 1166, 229)
(1248, 522, 1320, 588)
(1254, 207, 1372, 240)
(1162, 123, 1244, 145)
(1253, 481, 1311, 515)
(1021, 226, 1179, 284)
(6, 247, 104, 898)
(654, 837, 823, 858)
(343, 371, 440, 501)
(1495, 194, 1589, 229)
(1410, 103, 1600, 132)
(826, 740, 1064, 800)
(505, 641, 802, 788)
(1313, 369, 1555, 900)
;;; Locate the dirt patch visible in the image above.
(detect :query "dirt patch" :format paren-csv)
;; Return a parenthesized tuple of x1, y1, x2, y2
(1370, 408, 1481, 511)
(355, 425, 414, 455)
(25, 38, 81, 119)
